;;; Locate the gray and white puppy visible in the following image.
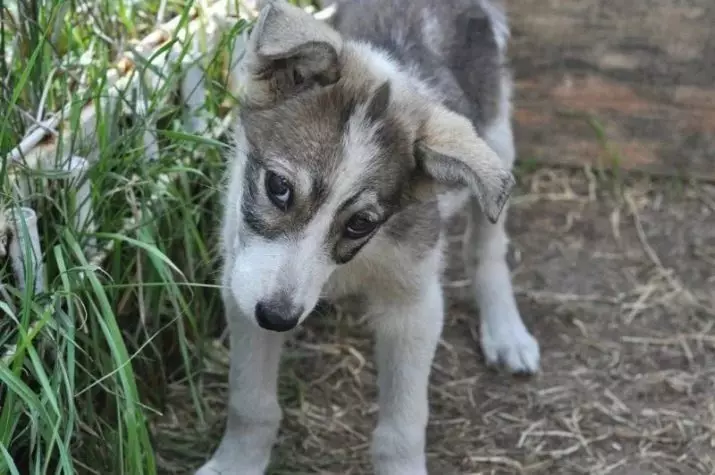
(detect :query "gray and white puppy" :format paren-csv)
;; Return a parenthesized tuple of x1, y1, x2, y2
(198, 0, 539, 473)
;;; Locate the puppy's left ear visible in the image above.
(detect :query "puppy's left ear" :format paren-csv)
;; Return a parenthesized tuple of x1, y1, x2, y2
(415, 105, 515, 224)
(234, 0, 343, 108)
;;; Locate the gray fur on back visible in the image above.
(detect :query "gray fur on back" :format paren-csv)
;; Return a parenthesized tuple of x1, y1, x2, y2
(329, 0, 509, 134)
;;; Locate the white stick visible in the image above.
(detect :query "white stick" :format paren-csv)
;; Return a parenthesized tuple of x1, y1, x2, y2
(62, 156, 97, 254)
(136, 44, 184, 162)
(6, 207, 44, 295)
(181, 51, 209, 133)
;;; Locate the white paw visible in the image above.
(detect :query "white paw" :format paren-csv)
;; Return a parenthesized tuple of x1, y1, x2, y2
(480, 319, 540, 374)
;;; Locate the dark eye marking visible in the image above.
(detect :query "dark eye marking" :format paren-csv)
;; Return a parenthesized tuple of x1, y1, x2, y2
(265, 171, 293, 211)
(344, 213, 380, 240)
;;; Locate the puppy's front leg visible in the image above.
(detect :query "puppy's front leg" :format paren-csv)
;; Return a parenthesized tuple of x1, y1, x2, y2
(196, 293, 284, 475)
(371, 274, 444, 475)
(473, 206, 540, 374)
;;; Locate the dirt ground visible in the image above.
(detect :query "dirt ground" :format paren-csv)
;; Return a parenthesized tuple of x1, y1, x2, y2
(155, 169, 715, 475)
(152, 1, 715, 472)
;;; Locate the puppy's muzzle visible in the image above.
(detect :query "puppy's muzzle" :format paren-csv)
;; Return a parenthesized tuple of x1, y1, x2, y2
(254, 299, 303, 332)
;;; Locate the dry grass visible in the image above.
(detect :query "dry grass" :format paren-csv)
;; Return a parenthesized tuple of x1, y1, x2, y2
(152, 167, 715, 475)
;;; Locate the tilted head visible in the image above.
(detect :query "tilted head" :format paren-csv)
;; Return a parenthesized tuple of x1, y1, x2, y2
(223, 0, 515, 332)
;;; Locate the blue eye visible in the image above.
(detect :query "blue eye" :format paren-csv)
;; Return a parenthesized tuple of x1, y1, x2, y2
(265, 171, 292, 211)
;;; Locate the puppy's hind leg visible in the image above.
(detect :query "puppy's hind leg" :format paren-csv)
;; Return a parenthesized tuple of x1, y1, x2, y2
(472, 96, 540, 375)
(196, 290, 284, 475)
(370, 265, 445, 475)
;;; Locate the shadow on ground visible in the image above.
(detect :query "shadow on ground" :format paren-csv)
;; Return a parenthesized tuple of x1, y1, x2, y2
(155, 168, 715, 474)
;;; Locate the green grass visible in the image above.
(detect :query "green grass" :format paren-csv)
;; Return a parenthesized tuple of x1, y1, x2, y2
(0, 0, 259, 473)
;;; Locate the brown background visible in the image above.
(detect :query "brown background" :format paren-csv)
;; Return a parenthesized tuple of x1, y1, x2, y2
(509, 0, 715, 179)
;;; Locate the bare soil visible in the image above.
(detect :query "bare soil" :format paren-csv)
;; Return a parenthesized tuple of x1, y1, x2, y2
(154, 169, 715, 475)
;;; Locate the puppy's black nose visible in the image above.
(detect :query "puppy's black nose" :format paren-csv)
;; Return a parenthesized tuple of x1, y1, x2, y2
(255, 301, 300, 332)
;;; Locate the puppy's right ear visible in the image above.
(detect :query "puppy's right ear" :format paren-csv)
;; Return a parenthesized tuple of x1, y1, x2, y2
(235, 0, 343, 108)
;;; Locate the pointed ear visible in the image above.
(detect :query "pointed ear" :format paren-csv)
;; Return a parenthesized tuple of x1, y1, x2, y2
(236, 0, 343, 108)
(415, 105, 515, 223)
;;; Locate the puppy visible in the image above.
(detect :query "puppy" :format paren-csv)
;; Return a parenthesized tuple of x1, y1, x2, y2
(198, 0, 539, 473)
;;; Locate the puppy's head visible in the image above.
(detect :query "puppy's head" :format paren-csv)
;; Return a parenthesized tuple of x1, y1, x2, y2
(225, 0, 515, 332)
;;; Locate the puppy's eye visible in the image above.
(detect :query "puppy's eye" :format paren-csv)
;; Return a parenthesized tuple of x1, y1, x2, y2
(345, 214, 379, 239)
(265, 171, 292, 211)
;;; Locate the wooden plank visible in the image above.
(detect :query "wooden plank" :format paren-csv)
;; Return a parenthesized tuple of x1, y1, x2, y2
(507, 0, 715, 179)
